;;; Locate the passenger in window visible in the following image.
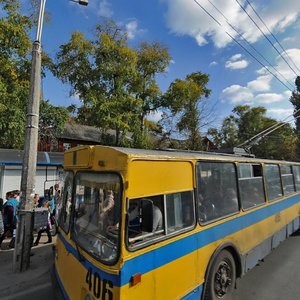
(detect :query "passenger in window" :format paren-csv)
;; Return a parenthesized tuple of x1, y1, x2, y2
(152, 205, 163, 232)
(224, 188, 239, 214)
(198, 193, 215, 222)
(183, 205, 193, 227)
(101, 190, 115, 215)
(127, 202, 140, 237)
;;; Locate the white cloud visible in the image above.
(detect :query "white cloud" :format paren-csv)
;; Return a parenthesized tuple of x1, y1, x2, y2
(230, 54, 242, 61)
(247, 75, 272, 92)
(209, 61, 218, 67)
(225, 54, 249, 70)
(225, 60, 249, 70)
(164, 0, 300, 48)
(267, 108, 294, 119)
(221, 85, 253, 103)
(274, 48, 300, 81)
(97, 0, 113, 18)
(255, 93, 284, 104)
(125, 20, 145, 40)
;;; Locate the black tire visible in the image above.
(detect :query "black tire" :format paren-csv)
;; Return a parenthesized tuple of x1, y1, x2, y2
(203, 250, 236, 300)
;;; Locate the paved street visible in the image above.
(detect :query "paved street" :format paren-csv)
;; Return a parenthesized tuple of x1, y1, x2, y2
(233, 230, 300, 300)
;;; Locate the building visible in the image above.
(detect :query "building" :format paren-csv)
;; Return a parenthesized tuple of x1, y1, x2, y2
(38, 123, 118, 152)
(0, 149, 63, 198)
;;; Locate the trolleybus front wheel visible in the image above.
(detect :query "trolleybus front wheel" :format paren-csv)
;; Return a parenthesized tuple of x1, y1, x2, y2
(204, 250, 236, 300)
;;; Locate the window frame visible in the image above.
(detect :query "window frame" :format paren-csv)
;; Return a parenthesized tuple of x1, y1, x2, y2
(126, 190, 196, 252)
(238, 162, 266, 211)
(292, 165, 300, 191)
(196, 160, 240, 225)
(264, 163, 283, 202)
(70, 170, 123, 266)
(280, 164, 296, 196)
(59, 170, 74, 234)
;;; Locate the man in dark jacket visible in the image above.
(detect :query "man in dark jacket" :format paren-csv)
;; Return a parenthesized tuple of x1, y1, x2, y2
(0, 190, 20, 248)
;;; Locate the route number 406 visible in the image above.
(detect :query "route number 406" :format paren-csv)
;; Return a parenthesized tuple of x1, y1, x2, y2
(85, 268, 114, 300)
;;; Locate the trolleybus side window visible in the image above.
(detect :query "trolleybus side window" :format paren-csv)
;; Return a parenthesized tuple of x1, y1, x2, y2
(280, 165, 295, 195)
(238, 163, 265, 210)
(292, 165, 300, 191)
(196, 162, 239, 223)
(72, 172, 121, 264)
(127, 191, 195, 249)
(264, 164, 283, 201)
(59, 171, 74, 233)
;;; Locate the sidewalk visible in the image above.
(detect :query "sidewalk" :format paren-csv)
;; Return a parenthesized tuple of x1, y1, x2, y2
(0, 235, 56, 300)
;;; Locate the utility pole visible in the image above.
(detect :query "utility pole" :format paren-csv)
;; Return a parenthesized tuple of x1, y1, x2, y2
(13, 0, 46, 273)
(13, 0, 88, 272)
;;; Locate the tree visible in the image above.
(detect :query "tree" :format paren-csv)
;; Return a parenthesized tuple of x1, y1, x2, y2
(0, 0, 32, 148)
(55, 21, 140, 146)
(55, 21, 172, 148)
(130, 42, 171, 147)
(290, 76, 300, 160)
(39, 100, 70, 149)
(162, 72, 211, 150)
(207, 105, 297, 160)
(0, 0, 66, 149)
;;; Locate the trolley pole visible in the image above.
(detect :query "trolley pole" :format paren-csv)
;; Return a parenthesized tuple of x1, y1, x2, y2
(13, 0, 46, 272)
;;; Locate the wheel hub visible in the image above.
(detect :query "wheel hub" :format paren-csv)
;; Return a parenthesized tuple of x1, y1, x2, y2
(214, 261, 232, 297)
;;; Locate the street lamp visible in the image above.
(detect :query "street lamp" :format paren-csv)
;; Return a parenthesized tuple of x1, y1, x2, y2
(13, 0, 88, 273)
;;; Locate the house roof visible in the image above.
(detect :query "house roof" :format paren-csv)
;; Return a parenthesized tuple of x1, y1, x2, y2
(60, 123, 115, 143)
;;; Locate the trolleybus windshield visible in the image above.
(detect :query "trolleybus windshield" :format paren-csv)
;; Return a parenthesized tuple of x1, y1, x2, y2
(72, 172, 121, 264)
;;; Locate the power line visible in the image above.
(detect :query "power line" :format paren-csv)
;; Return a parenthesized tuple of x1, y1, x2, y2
(245, 0, 300, 75)
(235, 0, 299, 78)
(192, 0, 293, 92)
(204, 0, 295, 90)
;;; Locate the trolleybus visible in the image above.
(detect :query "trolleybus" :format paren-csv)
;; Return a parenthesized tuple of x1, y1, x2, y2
(52, 145, 300, 300)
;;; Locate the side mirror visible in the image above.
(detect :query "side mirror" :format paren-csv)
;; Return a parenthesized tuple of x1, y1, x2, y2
(141, 199, 153, 232)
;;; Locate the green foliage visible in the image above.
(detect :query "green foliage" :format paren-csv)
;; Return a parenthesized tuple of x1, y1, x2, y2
(0, 0, 32, 148)
(290, 76, 300, 159)
(55, 21, 171, 148)
(162, 72, 211, 150)
(208, 105, 297, 160)
(0, 0, 62, 149)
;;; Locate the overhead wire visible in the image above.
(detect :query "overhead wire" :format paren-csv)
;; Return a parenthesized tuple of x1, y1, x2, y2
(192, 0, 293, 92)
(235, 0, 299, 78)
(245, 0, 300, 75)
(237, 109, 300, 148)
(205, 0, 295, 90)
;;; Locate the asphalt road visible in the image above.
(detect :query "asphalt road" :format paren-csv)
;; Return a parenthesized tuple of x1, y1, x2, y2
(233, 230, 300, 300)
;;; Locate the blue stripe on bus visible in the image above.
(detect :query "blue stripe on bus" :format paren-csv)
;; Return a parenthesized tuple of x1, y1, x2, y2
(58, 193, 300, 288)
(120, 193, 300, 285)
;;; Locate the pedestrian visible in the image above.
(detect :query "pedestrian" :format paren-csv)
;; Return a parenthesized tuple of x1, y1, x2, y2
(0, 198, 4, 236)
(33, 200, 52, 246)
(33, 193, 40, 208)
(0, 190, 20, 248)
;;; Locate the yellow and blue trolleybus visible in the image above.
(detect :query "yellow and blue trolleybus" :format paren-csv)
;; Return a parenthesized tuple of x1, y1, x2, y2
(52, 145, 300, 300)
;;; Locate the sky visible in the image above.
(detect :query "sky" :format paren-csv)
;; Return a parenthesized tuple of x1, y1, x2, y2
(24, 0, 300, 132)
